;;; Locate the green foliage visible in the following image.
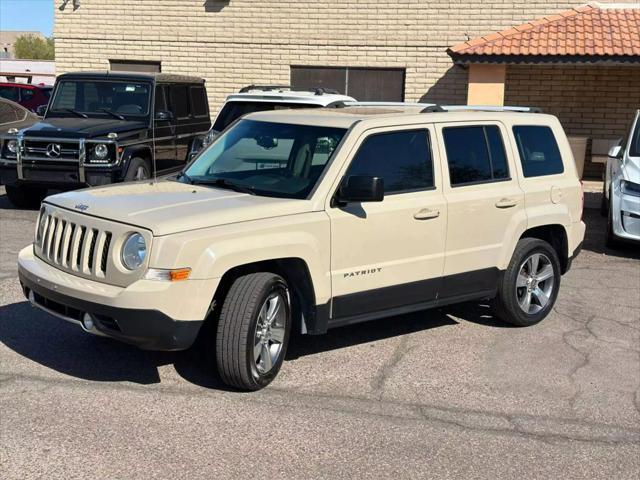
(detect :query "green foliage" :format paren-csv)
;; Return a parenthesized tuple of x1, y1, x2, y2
(13, 35, 55, 60)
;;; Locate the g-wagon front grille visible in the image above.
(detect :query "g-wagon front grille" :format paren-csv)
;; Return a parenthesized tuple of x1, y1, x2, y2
(38, 211, 112, 278)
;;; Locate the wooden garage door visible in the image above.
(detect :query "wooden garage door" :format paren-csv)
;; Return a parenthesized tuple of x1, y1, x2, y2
(291, 66, 405, 101)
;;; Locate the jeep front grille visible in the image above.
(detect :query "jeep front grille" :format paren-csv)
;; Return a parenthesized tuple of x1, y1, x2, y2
(39, 211, 112, 278)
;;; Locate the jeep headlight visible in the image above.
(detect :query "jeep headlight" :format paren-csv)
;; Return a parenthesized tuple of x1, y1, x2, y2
(121, 233, 146, 270)
(7, 140, 18, 154)
(36, 207, 47, 246)
(620, 179, 640, 197)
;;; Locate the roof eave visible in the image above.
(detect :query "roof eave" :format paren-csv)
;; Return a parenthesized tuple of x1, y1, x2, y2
(448, 52, 640, 66)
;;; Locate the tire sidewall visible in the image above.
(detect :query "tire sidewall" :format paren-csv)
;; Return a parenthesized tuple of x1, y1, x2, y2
(504, 242, 561, 326)
(246, 278, 291, 389)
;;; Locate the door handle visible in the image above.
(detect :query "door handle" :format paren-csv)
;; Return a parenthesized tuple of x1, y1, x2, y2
(495, 198, 518, 209)
(414, 208, 440, 220)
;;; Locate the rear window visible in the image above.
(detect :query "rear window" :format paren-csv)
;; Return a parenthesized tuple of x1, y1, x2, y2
(513, 126, 564, 177)
(213, 101, 322, 132)
(443, 125, 509, 186)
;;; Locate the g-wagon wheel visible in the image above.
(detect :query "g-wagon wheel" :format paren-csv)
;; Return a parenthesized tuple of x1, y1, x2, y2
(124, 157, 150, 182)
(216, 272, 291, 390)
(492, 238, 561, 327)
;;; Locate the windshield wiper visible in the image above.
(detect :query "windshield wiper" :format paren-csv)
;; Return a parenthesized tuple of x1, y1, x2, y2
(64, 108, 88, 119)
(192, 178, 256, 195)
(97, 108, 125, 120)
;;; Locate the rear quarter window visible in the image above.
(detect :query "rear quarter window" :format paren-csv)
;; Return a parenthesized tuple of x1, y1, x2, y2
(513, 126, 564, 177)
(190, 86, 208, 117)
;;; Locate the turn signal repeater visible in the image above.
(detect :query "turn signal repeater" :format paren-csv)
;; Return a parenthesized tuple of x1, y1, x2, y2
(144, 267, 191, 282)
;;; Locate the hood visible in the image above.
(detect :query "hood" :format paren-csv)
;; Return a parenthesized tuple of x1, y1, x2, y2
(622, 155, 640, 185)
(44, 180, 315, 236)
(23, 117, 147, 139)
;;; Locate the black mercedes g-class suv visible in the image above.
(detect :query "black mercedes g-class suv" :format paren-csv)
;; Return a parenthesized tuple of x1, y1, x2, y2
(0, 72, 211, 207)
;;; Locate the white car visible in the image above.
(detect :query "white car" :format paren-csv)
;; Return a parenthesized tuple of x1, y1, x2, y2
(200, 85, 356, 147)
(603, 109, 640, 247)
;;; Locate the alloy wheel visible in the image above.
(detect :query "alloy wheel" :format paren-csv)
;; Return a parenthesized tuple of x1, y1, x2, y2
(253, 291, 287, 374)
(515, 252, 555, 315)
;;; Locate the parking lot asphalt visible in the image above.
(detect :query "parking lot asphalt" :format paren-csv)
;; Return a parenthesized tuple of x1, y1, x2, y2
(0, 186, 639, 479)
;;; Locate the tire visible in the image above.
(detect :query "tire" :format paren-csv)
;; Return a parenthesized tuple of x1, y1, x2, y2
(600, 190, 608, 217)
(492, 238, 561, 327)
(606, 196, 622, 249)
(216, 272, 291, 390)
(4, 184, 47, 209)
(124, 157, 151, 182)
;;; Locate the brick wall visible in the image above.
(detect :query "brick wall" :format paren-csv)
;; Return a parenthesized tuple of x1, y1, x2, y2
(505, 65, 640, 177)
(53, 0, 637, 114)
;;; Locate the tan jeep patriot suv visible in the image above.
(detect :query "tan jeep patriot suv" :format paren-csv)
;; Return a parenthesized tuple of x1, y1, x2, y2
(18, 105, 586, 390)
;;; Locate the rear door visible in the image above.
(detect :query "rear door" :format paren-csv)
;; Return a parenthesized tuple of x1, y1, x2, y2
(170, 84, 192, 163)
(436, 122, 526, 299)
(327, 125, 447, 323)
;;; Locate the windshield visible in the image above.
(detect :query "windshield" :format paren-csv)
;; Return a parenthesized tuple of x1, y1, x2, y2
(48, 80, 151, 118)
(183, 119, 346, 199)
(213, 101, 322, 132)
(631, 114, 640, 157)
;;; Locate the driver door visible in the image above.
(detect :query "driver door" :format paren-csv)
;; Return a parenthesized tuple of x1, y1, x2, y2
(326, 126, 447, 323)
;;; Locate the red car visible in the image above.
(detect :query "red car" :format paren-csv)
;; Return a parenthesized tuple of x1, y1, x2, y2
(0, 82, 52, 113)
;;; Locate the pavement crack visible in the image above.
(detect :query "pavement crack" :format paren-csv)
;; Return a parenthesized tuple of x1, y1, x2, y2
(369, 335, 413, 400)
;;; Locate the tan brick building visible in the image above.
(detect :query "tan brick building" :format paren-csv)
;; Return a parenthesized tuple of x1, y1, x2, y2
(54, 1, 639, 177)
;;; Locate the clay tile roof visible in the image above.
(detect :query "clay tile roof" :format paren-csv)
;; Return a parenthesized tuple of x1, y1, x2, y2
(448, 3, 640, 61)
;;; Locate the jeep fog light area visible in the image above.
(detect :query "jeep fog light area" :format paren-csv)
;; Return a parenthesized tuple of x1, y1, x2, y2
(18, 104, 585, 390)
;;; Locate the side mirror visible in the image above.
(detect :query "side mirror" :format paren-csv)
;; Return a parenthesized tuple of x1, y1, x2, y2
(608, 144, 623, 159)
(36, 105, 47, 117)
(155, 110, 173, 121)
(336, 175, 384, 204)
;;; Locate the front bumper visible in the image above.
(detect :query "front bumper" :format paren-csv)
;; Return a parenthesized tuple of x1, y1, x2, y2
(18, 246, 220, 350)
(0, 162, 119, 188)
(611, 190, 640, 242)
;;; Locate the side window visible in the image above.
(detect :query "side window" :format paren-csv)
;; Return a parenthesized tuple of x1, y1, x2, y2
(443, 125, 509, 186)
(0, 86, 18, 102)
(190, 86, 208, 117)
(171, 85, 190, 118)
(513, 126, 564, 177)
(154, 85, 167, 113)
(346, 129, 434, 194)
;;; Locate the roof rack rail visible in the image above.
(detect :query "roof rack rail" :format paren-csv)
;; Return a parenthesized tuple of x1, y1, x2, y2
(421, 104, 543, 113)
(238, 85, 291, 93)
(324, 101, 437, 109)
(238, 85, 340, 95)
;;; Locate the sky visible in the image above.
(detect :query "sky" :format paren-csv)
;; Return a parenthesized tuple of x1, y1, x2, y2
(0, 0, 54, 36)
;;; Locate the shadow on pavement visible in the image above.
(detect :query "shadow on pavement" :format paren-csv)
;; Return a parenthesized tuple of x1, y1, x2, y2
(0, 298, 504, 390)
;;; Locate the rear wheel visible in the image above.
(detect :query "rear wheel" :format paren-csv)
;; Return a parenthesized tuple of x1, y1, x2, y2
(492, 238, 561, 327)
(216, 272, 291, 390)
(4, 184, 47, 209)
(124, 157, 151, 182)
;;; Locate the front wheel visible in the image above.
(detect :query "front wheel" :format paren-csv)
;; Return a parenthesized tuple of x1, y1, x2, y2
(492, 238, 561, 327)
(216, 273, 291, 390)
(124, 157, 151, 182)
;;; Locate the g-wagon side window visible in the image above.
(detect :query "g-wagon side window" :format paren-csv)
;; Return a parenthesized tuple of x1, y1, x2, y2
(443, 125, 509, 187)
(346, 129, 434, 194)
(513, 126, 564, 177)
(171, 85, 190, 119)
(190, 86, 208, 118)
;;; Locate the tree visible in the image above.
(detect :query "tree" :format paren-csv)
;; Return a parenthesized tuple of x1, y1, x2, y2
(13, 35, 55, 60)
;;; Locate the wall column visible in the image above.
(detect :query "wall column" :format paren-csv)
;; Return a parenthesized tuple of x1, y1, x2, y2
(467, 64, 506, 105)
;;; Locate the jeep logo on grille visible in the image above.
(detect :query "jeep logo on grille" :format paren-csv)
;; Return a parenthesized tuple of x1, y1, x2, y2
(46, 143, 62, 158)
(74, 204, 89, 212)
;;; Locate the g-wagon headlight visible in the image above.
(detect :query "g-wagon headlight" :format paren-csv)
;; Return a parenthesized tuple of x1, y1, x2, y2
(121, 233, 147, 270)
(89, 143, 110, 163)
(7, 140, 18, 154)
